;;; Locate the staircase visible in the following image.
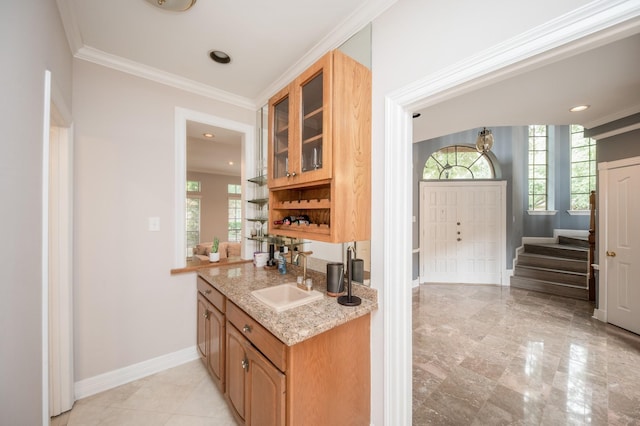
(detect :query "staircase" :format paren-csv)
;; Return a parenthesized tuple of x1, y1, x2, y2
(510, 236, 590, 300)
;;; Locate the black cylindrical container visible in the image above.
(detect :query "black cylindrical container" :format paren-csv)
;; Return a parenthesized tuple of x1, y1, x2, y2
(326, 262, 345, 296)
(351, 259, 364, 283)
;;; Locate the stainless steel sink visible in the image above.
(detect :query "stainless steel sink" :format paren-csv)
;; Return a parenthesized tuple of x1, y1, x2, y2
(251, 283, 323, 312)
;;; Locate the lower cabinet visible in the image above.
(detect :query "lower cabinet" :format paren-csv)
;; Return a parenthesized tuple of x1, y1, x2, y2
(197, 277, 371, 426)
(197, 278, 225, 391)
(226, 322, 285, 425)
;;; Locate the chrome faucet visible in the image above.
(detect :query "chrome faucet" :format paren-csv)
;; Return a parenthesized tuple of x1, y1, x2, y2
(294, 252, 309, 290)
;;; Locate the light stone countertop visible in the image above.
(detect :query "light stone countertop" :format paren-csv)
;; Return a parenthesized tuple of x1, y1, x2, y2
(198, 262, 377, 346)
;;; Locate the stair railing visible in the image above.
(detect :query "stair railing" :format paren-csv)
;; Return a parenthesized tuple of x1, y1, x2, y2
(588, 190, 596, 301)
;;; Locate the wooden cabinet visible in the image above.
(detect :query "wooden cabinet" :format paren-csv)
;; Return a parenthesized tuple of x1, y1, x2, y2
(225, 300, 370, 426)
(226, 321, 286, 426)
(226, 302, 286, 426)
(268, 49, 371, 243)
(196, 277, 226, 391)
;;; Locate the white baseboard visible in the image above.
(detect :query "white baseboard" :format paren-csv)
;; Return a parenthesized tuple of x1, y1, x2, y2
(592, 308, 607, 323)
(412, 278, 420, 288)
(74, 345, 199, 400)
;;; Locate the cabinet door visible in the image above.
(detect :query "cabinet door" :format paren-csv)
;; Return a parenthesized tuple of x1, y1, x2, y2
(196, 292, 209, 361)
(268, 85, 295, 189)
(207, 304, 225, 387)
(226, 323, 248, 423)
(293, 53, 332, 185)
(245, 345, 285, 426)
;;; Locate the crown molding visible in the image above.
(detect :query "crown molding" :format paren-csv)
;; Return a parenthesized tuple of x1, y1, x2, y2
(75, 46, 256, 110)
(253, 0, 398, 107)
(584, 103, 640, 129)
(392, 0, 640, 110)
(58, 0, 396, 110)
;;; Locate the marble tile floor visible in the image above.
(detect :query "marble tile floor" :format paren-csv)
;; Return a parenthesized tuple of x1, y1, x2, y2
(51, 360, 236, 426)
(413, 284, 640, 425)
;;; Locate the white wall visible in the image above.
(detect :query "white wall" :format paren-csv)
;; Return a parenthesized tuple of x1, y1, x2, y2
(369, 0, 592, 424)
(72, 60, 254, 381)
(187, 171, 240, 244)
(0, 2, 73, 424)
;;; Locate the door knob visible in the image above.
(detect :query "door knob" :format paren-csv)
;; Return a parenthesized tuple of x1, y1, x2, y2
(606, 251, 617, 257)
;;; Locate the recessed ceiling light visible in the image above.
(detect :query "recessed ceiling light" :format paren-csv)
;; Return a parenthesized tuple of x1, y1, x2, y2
(209, 50, 231, 64)
(203, 133, 214, 138)
(570, 105, 590, 112)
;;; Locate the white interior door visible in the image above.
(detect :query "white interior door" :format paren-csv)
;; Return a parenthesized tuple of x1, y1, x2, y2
(420, 181, 505, 284)
(606, 163, 640, 335)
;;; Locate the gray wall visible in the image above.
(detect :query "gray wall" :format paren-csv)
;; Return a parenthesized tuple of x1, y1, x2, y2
(597, 128, 640, 163)
(413, 125, 592, 279)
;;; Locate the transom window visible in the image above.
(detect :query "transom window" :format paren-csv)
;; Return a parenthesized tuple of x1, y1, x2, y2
(570, 125, 596, 210)
(528, 125, 548, 210)
(422, 145, 495, 180)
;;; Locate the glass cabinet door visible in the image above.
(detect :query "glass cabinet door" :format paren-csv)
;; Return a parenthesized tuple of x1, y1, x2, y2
(300, 71, 323, 175)
(271, 94, 290, 181)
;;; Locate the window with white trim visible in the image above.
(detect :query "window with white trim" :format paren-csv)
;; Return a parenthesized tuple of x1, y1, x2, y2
(186, 180, 201, 258)
(228, 184, 242, 242)
(528, 125, 548, 210)
(570, 125, 596, 211)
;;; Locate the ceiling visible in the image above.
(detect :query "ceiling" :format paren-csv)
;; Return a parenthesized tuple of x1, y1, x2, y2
(56, 1, 640, 166)
(56, 0, 393, 175)
(413, 31, 640, 142)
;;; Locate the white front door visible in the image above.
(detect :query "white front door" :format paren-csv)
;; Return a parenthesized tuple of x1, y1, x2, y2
(420, 181, 506, 284)
(606, 163, 640, 335)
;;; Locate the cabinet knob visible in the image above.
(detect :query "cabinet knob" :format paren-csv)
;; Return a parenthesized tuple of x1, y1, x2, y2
(242, 324, 252, 333)
(241, 358, 249, 372)
(203, 310, 210, 319)
(457, 238, 461, 242)
(205, 289, 212, 294)
(286, 171, 291, 177)
(291, 171, 297, 177)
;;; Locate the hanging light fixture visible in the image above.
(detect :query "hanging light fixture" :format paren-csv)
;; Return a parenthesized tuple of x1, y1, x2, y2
(476, 127, 494, 153)
(144, 0, 197, 11)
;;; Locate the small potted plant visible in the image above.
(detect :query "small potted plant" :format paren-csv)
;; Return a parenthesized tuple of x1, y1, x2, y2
(209, 237, 220, 262)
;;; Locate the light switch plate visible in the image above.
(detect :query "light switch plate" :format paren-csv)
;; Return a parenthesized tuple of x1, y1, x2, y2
(148, 217, 160, 231)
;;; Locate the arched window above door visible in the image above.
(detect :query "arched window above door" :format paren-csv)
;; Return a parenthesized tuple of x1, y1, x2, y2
(423, 145, 496, 179)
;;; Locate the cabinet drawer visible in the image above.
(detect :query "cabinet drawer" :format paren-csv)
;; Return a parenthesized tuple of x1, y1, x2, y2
(197, 277, 225, 313)
(227, 301, 287, 372)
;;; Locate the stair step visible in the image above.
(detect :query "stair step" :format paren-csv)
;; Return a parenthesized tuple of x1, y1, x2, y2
(510, 276, 589, 300)
(513, 265, 588, 287)
(558, 235, 590, 248)
(523, 243, 588, 260)
(516, 253, 588, 273)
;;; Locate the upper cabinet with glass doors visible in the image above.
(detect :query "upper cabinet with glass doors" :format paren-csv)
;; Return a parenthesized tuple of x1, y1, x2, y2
(269, 53, 332, 188)
(267, 50, 371, 243)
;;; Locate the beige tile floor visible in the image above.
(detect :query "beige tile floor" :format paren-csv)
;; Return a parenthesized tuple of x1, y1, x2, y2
(52, 284, 640, 425)
(413, 284, 640, 425)
(51, 360, 236, 426)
